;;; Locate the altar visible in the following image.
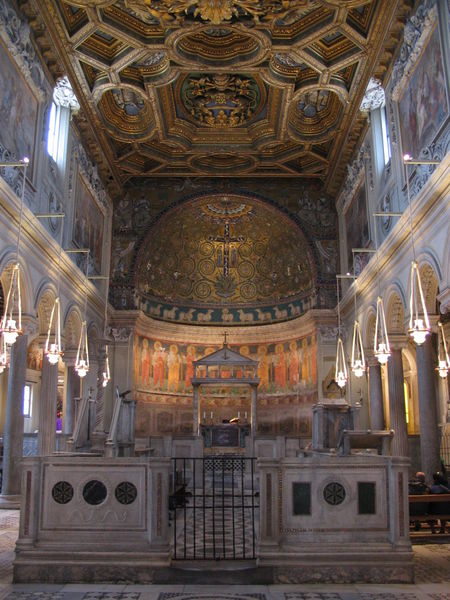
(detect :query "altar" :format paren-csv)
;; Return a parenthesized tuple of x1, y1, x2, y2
(190, 338, 260, 437)
(200, 423, 251, 448)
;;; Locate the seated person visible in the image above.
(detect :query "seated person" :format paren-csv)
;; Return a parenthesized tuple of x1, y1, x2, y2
(408, 471, 430, 531)
(429, 472, 450, 534)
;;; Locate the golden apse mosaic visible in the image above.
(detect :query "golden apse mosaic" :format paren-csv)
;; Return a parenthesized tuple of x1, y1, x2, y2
(135, 194, 316, 323)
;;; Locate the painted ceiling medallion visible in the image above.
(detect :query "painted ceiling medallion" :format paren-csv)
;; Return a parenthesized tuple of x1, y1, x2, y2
(190, 153, 257, 173)
(97, 87, 154, 141)
(174, 28, 264, 66)
(289, 89, 343, 142)
(181, 74, 261, 127)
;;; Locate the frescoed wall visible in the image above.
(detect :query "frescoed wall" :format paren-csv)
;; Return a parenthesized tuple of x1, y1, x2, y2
(134, 332, 318, 437)
(0, 39, 38, 171)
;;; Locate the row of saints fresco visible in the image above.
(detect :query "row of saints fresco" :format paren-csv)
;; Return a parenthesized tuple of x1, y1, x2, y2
(134, 335, 317, 393)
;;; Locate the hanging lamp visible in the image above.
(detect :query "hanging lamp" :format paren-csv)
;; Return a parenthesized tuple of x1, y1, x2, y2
(45, 220, 65, 364)
(75, 252, 90, 378)
(436, 321, 450, 379)
(372, 206, 391, 365)
(101, 275, 111, 388)
(404, 156, 431, 345)
(1, 159, 29, 345)
(407, 260, 431, 345)
(102, 344, 111, 388)
(335, 277, 347, 388)
(45, 297, 62, 365)
(351, 320, 365, 377)
(374, 296, 391, 364)
(75, 320, 89, 378)
(350, 275, 365, 377)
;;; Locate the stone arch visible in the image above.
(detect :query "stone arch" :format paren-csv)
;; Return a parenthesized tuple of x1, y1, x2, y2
(36, 285, 58, 336)
(363, 307, 377, 350)
(419, 262, 439, 315)
(64, 307, 83, 352)
(0, 252, 33, 316)
(385, 290, 405, 334)
(87, 321, 101, 362)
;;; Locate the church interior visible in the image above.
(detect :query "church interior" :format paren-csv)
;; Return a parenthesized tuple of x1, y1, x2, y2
(0, 0, 449, 590)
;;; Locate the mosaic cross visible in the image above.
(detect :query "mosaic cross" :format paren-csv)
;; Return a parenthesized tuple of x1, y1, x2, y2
(209, 222, 244, 277)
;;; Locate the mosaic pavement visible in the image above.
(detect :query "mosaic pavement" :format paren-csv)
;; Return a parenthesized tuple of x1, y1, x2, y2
(0, 510, 448, 600)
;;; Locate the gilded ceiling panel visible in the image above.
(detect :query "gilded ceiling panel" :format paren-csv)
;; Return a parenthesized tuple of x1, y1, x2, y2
(30, 0, 410, 193)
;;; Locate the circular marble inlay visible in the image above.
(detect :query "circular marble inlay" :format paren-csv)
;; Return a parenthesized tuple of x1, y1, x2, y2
(323, 482, 346, 505)
(52, 481, 74, 504)
(115, 481, 138, 505)
(82, 480, 107, 505)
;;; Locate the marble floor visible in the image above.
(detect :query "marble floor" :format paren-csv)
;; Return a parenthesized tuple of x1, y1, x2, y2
(0, 510, 449, 600)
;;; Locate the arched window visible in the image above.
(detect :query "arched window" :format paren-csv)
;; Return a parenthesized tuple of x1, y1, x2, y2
(46, 76, 79, 169)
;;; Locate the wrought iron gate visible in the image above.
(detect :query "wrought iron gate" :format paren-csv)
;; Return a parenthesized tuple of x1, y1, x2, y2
(170, 456, 258, 560)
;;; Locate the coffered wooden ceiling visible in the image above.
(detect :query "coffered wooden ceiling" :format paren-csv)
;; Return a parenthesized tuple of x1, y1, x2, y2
(23, 0, 411, 196)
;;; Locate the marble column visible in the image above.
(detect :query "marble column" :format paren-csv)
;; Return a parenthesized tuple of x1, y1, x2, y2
(250, 384, 257, 433)
(387, 336, 409, 458)
(90, 343, 108, 451)
(64, 357, 80, 435)
(193, 385, 199, 436)
(367, 353, 384, 430)
(1, 334, 27, 495)
(38, 351, 58, 456)
(94, 343, 107, 433)
(416, 335, 441, 478)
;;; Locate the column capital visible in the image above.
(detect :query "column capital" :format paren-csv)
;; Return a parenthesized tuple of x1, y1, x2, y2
(109, 326, 132, 343)
(437, 287, 450, 315)
(428, 314, 441, 329)
(22, 315, 38, 339)
(388, 334, 408, 350)
(63, 349, 78, 366)
(365, 349, 380, 367)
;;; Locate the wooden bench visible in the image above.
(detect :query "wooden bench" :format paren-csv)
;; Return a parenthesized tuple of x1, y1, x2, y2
(408, 494, 450, 528)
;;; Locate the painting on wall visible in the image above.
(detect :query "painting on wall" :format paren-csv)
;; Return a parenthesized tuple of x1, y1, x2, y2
(345, 181, 369, 272)
(26, 340, 42, 371)
(134, 335, 318, 396)
(398, 24, 449, 159)
(0, 40, 38, 175)
(73, 175, 104, 273)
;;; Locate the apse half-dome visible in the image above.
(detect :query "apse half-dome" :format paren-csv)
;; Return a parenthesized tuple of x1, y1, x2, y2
(135, 195, 316, 325)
